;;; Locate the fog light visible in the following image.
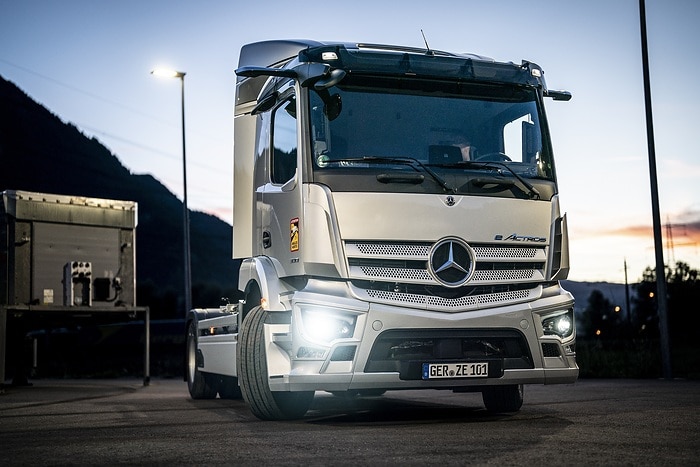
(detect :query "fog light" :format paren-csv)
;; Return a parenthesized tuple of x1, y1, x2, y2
(297, 346, 326, 359)
(542, 310, 574, 338)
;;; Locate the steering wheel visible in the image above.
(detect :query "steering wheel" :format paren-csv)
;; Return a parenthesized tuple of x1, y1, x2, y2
(475, 152, 512, 162)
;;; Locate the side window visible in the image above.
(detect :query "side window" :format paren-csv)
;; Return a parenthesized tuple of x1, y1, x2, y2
(271, 98, 298, 184)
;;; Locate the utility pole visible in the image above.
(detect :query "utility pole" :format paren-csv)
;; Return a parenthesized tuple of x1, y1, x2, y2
(624, 258, 632, 327)
(639, 0, 672, 379)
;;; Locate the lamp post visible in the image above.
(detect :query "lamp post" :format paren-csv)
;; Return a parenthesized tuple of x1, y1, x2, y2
(151, 68, 192, 315)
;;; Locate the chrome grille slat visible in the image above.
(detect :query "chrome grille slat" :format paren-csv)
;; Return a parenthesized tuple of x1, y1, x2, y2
(345, 242, 430, 259)
(354, 266, 433, 282)
(472, 269, 539, 282)
(472, 246, 540, 260)
(350, 265, 542, 284)
(346, 241, 545, 261)
(353, 286, 540, 312)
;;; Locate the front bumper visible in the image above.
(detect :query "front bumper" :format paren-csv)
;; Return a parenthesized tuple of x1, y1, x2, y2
(266, 281, 578, 392)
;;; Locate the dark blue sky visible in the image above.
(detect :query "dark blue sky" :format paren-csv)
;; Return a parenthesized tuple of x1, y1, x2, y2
(1, 0, 698, 282)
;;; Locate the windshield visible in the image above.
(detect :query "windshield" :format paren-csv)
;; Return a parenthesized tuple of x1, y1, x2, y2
(308, 77, 557, 199)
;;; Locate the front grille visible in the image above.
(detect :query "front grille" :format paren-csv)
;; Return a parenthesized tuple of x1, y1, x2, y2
(365, 328, 533, 380)
(346, 240, 547, 311)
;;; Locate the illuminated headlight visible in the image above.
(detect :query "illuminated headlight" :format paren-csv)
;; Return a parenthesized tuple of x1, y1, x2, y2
(300, 308, 356, 343)
(542, 310, 574, 338)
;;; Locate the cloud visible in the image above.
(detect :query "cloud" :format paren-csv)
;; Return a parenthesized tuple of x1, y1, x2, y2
(603, 207, 700, 249)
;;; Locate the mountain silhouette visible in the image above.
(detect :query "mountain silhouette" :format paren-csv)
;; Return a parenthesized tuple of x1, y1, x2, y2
(0, 75, 239, 318)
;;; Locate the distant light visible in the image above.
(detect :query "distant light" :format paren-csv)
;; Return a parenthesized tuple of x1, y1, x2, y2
(614, 306, 621, 313)
(151, 68, 185, 78)
(649, 292, 655, 298)
(595, 329, 602, 336)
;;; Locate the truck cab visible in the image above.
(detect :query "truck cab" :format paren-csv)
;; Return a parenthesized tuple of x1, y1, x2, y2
(187, 40, 577, 420)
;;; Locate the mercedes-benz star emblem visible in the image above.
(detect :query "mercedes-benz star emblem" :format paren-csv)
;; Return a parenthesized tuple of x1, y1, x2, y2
(428, 237, 475, 287)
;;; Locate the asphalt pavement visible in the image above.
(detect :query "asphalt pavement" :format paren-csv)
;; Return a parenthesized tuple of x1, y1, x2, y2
(1, 378, 699, 465)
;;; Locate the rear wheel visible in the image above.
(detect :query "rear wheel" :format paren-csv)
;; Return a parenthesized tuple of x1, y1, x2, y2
(238, 306, 314, 420)
(482, 384, 524, 413)
(186, 321, 217, 399)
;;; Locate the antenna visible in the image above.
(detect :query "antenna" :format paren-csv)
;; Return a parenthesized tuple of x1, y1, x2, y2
(421, 29, 434, 55)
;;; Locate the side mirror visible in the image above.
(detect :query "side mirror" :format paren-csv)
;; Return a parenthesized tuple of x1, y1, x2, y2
(314, 69, 346, 90)
(546, 90, 572, 101)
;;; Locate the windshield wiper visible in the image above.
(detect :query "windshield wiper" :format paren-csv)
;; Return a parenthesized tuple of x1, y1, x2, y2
(436, 160, 541, 199)
(327, 156, 456, 193)
(485, 162, 541, 199)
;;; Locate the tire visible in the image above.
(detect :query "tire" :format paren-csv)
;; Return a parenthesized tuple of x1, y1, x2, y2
(238, 306, 314, 420)
(482, 384, 524, 413)
(186, 321, 217, 399)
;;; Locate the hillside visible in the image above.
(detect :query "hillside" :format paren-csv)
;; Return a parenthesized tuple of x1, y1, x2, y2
(562, 280, 629, 313)
(0, 75, 239, 317)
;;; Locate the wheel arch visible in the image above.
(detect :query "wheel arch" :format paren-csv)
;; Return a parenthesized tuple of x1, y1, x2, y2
(238, 257, 294, 319)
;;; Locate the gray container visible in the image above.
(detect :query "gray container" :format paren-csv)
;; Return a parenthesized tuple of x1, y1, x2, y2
(1, 190, 138, 308)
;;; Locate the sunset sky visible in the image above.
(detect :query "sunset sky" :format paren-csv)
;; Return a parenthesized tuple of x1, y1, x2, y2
(1, 0, 698, 284)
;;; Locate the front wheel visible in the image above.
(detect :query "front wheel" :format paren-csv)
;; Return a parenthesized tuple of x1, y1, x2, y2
(482, 384, 524, 413)
(238, 306, 314, 420)
(186, 321, 217, 399)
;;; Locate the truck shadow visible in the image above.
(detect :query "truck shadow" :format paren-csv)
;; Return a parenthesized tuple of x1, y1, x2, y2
(305, 391, 517, 425)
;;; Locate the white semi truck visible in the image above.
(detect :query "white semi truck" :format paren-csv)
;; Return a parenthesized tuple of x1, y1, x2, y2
(186, 39, 577, 420)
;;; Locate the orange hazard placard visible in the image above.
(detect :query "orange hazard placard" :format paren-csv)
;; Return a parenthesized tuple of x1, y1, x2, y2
(290, 217, 299, 252)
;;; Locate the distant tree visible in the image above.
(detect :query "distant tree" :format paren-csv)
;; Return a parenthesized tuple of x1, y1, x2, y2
(136, 280, 179, 320)
(633, 261, 700, 345)
(581, 289, 622, 340)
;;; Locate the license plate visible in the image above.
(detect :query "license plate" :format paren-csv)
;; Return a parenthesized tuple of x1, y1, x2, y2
(422, 362, 489, 379)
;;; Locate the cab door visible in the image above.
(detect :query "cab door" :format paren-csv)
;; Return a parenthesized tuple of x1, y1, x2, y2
(260, 90, 304, 277)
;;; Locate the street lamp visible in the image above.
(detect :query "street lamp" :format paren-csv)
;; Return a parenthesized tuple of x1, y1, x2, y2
(151, 68, 192, 315)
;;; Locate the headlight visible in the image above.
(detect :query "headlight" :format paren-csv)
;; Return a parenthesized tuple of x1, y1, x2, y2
(542, 309, 574, 339)
(300, 308, 356, 343)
